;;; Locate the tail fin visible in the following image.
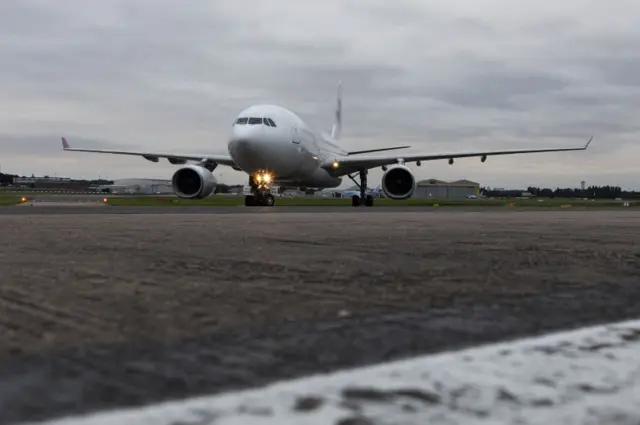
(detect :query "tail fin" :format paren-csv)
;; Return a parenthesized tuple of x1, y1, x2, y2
(331, 80, 342, 140)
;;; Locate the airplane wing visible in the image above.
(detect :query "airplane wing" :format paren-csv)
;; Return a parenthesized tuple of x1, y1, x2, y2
(60, 137, 239, 169)
(347, 145, 411, 155)
(322, 137, 593, 176)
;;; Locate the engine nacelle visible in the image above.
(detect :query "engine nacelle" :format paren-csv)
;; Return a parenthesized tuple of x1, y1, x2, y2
(381, 165, 415, 200)
(171, 165, 217, 199)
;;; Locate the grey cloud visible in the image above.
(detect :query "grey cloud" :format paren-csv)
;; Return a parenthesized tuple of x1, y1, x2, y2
(1, 1, 640, 188)
(518, 17, 583, 36)
(431, 66, 571, 110)
(591, 58, 640, 88)
(345, 1, 496, 36)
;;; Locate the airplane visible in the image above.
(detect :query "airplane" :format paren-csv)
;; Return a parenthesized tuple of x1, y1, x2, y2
(61, 81, 593, 207)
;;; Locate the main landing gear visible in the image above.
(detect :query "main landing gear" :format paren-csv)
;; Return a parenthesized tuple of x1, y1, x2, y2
(244, 175, 275, 207)
(348, 169, 374, 207)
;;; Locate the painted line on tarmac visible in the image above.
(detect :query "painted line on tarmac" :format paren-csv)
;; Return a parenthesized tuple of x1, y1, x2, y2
(34, 318, 640, 425)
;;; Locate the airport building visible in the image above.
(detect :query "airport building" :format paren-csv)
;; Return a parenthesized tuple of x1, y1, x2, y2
(90, 177, 479, 198)
(320, 178, 480, 199)
(13, 176, 99, 191)
(413, 179, 480, 198)
(96, 178, 173, 194)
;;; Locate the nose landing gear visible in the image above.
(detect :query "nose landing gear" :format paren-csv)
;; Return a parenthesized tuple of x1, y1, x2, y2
(245, 192, 275, 206)
(245, 193, 275, 206)
(244, 174, 275, 207)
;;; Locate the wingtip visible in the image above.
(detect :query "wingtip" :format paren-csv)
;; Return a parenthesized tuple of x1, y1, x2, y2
(585, 136, 593, 149)
(61, 137, 69, 149)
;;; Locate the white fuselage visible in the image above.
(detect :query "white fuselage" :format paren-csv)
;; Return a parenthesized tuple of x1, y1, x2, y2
(227, 104, 343, 188)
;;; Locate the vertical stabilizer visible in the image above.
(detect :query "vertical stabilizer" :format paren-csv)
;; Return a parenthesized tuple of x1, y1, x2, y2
(331, 80, 342, 140)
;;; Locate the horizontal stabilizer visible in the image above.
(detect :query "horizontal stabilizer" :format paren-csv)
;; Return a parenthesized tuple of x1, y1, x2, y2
(347, 145, 411, 155)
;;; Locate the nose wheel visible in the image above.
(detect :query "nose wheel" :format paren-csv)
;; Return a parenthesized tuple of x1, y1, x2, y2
(245, 193, 275, 206)
(245, 176, 275, 207)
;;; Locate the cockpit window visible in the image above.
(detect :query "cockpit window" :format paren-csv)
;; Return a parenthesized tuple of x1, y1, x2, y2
(236, 117, 276, 126)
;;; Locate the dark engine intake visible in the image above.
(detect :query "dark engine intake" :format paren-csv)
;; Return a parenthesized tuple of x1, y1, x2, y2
(171, 165, 217, 199)
(381, 165, 415, 200)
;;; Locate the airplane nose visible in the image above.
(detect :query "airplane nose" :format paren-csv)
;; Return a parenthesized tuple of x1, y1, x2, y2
(228, 122, 293, 176)
(228, 125, 267, 158)
(232, 125, 263, 143)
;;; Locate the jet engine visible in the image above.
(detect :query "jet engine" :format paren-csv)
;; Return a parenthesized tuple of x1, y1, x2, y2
(381, 165, 415, 200)
(171, 165, 217, 199)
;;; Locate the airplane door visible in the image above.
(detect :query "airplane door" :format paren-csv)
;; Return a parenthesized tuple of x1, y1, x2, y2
(290, 126, 310, 176)
(292, 127, 301, 145)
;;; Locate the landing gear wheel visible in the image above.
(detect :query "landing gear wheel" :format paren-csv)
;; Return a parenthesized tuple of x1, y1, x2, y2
(348, 169, 374, 207)
(244, 195, 256, 206)
(265, 194, 275, 207)
(245, 176, 275, 207)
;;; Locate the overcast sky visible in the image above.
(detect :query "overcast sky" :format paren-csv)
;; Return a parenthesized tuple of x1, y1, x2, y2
(1, 0, 639, 189)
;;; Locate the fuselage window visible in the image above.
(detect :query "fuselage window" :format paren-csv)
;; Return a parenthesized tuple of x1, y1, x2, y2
(266, 118, 276, 127)
(248, 117, 262, 125)
(235, 117, 248, 125)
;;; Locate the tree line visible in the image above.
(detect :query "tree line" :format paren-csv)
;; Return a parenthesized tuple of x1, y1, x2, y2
(0, 173, 113, 186)
(481, 185, 640, 199)
(0, 173, 16, 185)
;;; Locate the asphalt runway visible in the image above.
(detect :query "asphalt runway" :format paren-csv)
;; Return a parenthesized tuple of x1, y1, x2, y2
(3, 204, 459, 215)
(1, 210, 640, 424)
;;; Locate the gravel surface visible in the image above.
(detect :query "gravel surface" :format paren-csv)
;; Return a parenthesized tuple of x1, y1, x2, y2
(0, 210, 639, 424)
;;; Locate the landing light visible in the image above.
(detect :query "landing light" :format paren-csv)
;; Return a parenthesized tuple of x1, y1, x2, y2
(20, 197, 27, 202)
(103, 198, 108, 203)
(332, 161, 339, 168)
(254, 172, 273, 186)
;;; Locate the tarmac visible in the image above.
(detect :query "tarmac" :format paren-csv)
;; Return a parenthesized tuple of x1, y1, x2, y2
(1, 206, 639, 424)
(1, 202, 631, 215)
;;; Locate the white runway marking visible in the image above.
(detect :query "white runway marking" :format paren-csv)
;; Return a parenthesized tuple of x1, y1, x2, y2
(35, 319, 640, 425)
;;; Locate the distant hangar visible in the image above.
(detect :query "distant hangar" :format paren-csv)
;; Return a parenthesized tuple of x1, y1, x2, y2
(97, 178, 173, 194)
(414, 179, 480, 198)
(96, 177, 480, 198)
(336, 178, 480, 199)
